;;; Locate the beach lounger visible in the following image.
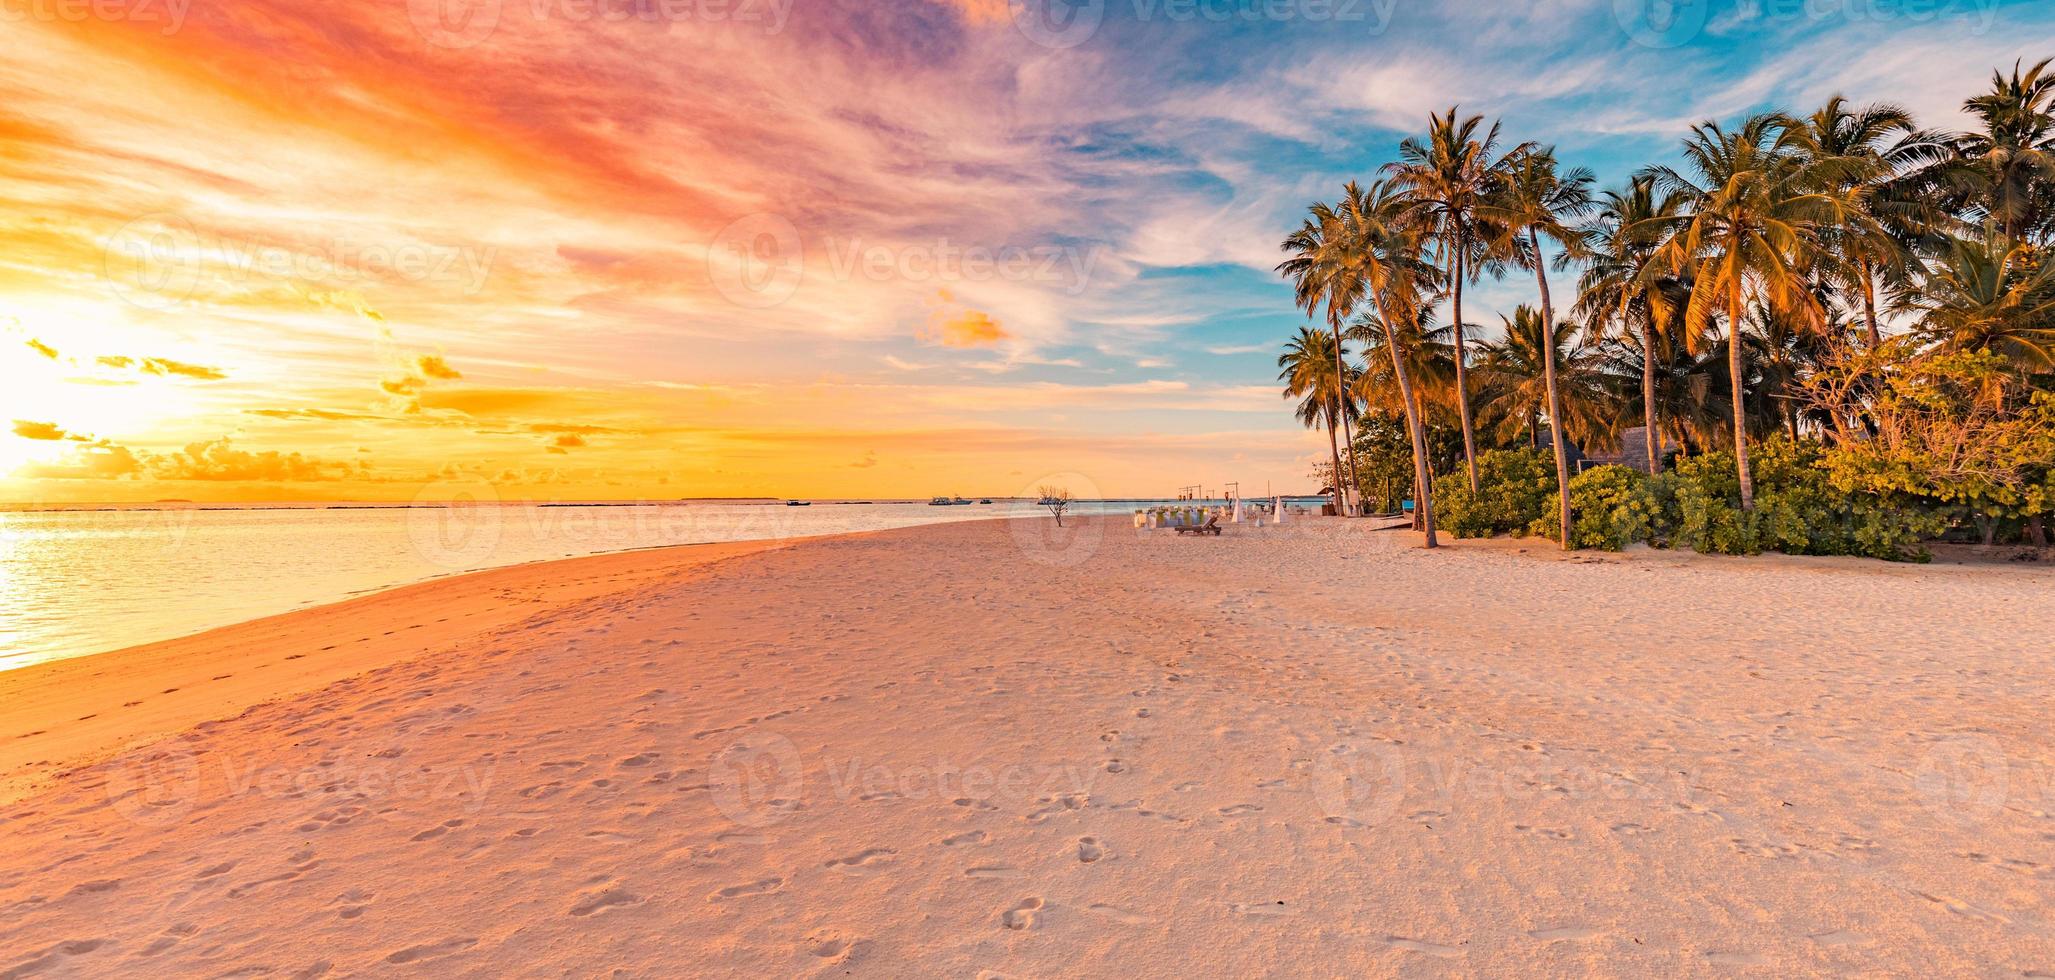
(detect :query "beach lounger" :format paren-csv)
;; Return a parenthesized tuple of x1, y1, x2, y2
(1174, 515, 1222, 536)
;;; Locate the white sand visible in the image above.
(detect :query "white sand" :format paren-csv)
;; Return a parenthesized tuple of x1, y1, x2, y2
(2, 517, 2052, 976)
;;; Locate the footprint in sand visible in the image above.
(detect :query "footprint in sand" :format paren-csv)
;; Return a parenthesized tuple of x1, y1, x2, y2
(1002, 897, 1044, 930)
(1385, 936, 1462, 957)
(1085, 903, 1154, 925)
(710, 877, 783, 901)
(807, 932, 864, 960)
(569, 885, 642, 917)
(941, 831, 988, 847)
(384, 938, 477, 964)
(1217, 804, 1262, 817)
(1229, 901, 1294, 918)
(1077, 837, 1105, 863)
(824, 849, 897, 875)
(1806, 929, 1869, 947)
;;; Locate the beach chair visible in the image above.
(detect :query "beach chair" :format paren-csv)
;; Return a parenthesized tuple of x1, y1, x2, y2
(1174, 514, 1222, 536)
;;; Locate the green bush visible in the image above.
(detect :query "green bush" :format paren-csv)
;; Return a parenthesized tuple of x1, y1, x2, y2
(1668, 439, 1940, 561)
(1433, 447, 1559, 539)
(1537, 465, 1665, 551)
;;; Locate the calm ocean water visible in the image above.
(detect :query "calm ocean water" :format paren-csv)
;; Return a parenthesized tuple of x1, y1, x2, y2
(0, 498, 1287, 671)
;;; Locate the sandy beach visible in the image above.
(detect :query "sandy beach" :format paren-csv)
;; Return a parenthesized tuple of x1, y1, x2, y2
(3, 516, 2054, 976)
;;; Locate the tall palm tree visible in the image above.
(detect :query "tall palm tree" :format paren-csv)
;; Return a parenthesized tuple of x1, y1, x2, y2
(1480, 147, 1596, 546)
(1578, 176, 1687, 472)
(1279, 180, 1445, 545)
(1895, 232, 2055, 371)
(1386, 108, 1531, 494)
(1279, 326, 1354, 511)
(1277, 202, 1368, 512)
(1790, 96, 1951, 347)
(1639, 114, 1852, 510)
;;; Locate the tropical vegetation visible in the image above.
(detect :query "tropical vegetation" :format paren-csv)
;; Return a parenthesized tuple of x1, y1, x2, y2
(1277, 59, 2055, 557)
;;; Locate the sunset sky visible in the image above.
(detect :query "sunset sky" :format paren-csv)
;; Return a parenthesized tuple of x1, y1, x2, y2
(4, 0, 2051, 502)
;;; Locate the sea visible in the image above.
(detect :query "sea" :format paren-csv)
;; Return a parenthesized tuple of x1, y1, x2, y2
(0, 498, 1316, 670)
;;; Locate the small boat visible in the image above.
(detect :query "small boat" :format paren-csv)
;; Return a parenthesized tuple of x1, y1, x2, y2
(978, 499, 992, 505)
(785, 500, 811, 507)
(928, 496, 954, 506)
(1035, 496, 1061, 506)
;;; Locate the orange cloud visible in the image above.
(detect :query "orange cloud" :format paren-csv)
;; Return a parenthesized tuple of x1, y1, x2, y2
(18, 440, 141, 479)
(381, 353, 462, 410)
(139, 357, 227, 380)
(932, 309, 1009, 348)
(938, 0, 1010, 24)
(415, 354, 462, 380)
(149, 439, 349, 482)
(11, 420, 67, 440)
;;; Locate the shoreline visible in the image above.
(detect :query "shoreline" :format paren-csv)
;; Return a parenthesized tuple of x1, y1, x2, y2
(0, 531, 849, 803)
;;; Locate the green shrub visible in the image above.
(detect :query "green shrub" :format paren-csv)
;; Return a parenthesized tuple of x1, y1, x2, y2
(1433, 447, 1558, 538)
(1667, 439, 1940, 561)
(1536, 465, 1665, 551)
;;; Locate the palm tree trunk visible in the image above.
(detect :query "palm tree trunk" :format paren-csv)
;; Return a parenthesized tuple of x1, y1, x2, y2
(1327, 319, 1360, 516)
(1451, 234, 1480, 494)
(1728, 275, 1754, 512)
(1641, 315, 1661, 474)
(1859, 260, 1881, 348)
(1324, 404, 1345, 515)
(1532, 231, 1574, 550)
(1369, 292, 1438, 548)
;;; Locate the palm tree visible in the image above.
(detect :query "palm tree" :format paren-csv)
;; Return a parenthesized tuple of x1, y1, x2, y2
(1639, 114, 1853, 510)
(1895, 232, 2055, 371)
(1476, 306, 1622, 452)
(1953, 58, 2055, 243)
(1594, 316, 1727, 454)
(1790, 96, 1951, 347)
(1480, 147, 1596, 546)
(1347, 306, 1457, 422)
(1278, 326, 1353, 512)
(1278, 180, 1445, 545)
(1578, 176, 1687, 472)
(1386, 108, 1531, 494)
(1277, 202, 1368, 512)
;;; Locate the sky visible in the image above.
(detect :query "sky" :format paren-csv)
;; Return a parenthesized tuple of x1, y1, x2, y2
(3, 0, 2053, 502)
